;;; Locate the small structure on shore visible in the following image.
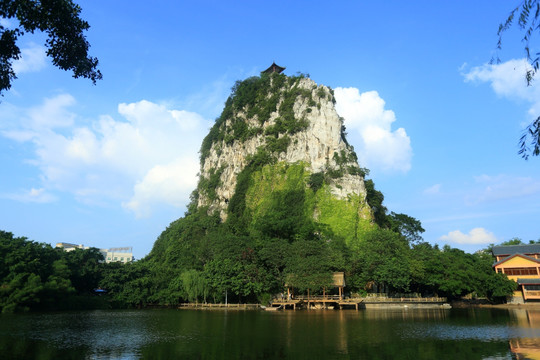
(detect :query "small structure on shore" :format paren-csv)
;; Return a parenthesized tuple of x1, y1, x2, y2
(333, 272, 345, 299)
(492, 244, 540, 303)
(271, 272, 361, 310)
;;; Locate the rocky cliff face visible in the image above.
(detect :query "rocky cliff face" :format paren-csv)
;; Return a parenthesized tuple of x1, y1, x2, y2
(196, 73, 372, 242)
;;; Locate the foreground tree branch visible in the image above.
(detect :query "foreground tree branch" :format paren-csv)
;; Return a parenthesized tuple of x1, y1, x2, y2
(0, 0, 102, 94)
(496, 0, 540, 158)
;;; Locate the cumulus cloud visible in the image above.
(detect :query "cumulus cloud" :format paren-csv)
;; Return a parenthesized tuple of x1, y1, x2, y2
(334, 88, 412, 173)
(11, 43, 47, 74)
(123, 157, 199, 218)
(464, 59, 540, 123)
(1, 95, 210, 217)
(440, 227, 498, 245)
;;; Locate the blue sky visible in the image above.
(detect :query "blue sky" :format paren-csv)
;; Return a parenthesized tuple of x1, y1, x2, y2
(1, 0, 539, 259)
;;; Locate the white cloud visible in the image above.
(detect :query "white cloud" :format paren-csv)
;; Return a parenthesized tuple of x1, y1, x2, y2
(334, 88, 412, 173)
(11, 43, 47, 74)
(464, 59, 540, 124)
(123, 157, 199, 218)
(3, 188, 56, 203)
(1, 95, 210, 216)
(466, 174, 540, 205)
(1, 94, 75, 140)
(439, 227, 498, 245)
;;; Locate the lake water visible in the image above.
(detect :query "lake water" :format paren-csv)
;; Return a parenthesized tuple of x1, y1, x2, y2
(1, 307, 540, 359)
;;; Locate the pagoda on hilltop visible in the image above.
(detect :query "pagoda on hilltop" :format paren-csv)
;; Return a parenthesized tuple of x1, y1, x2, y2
(262, 62, 285, 74)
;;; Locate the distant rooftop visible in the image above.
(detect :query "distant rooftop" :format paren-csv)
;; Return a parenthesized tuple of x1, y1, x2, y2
(492, 244, 540, 256)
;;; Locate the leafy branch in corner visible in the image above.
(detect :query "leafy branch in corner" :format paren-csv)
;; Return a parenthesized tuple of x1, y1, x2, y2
(0, 0, 102, 94)
(496, 0, 540, 158)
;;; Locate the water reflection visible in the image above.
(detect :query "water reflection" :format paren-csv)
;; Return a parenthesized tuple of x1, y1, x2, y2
(1, 308, 540, 359)
(508, 309, 540, 360)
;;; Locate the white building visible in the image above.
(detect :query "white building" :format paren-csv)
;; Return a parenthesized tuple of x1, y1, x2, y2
(56, 243, 134, 263)
(103, 247, 134, 263)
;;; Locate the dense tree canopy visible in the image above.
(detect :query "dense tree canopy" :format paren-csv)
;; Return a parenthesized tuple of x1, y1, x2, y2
(0, 0, 101, 94)
(0, 230, 105, 312)
(0, 219, 517, 312)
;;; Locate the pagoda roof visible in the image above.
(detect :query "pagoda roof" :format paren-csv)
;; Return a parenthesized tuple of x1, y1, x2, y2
(262, 62, 285, 74)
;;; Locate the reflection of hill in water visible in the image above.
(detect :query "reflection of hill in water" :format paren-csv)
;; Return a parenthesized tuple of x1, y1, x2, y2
(360, 309, 450, 321)
(0, 309, 530, 359)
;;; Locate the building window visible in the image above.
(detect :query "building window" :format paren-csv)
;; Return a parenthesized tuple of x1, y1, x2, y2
(114, 257, 117, 261)
(504, 267, 539, 276)
(107, 257, 111, 261)
(497, 268, 502, 273)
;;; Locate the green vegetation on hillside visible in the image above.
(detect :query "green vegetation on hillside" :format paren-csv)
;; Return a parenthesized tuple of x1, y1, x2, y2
(1, 222, 515, 312)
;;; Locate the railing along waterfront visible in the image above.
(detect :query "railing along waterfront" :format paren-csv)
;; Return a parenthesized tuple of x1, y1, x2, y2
(278, 295, 446, 303)
(524, 290, 540, 299)
(362, 296, 447, 303)
(294, 295, 342, 301)
(179, 303, 260, 309)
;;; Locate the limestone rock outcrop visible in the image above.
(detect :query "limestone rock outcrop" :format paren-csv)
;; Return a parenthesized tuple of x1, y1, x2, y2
(197, 74, 371, 223)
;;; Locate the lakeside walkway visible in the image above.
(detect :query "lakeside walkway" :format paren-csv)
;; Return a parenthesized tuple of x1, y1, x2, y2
(178, 296, 449, 311)
(271, 296, 363, 310)
(362, 296, 446, 304)
(270, 296, 448, 310)
(179, 303, 260, 310)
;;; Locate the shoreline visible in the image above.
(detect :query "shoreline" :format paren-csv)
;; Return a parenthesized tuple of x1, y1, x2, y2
(451, 300, 540, 310)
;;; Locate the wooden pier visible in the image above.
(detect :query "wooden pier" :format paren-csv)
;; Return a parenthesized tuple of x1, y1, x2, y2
(270, 296, 363, 310)
(269, 299, 303, 310)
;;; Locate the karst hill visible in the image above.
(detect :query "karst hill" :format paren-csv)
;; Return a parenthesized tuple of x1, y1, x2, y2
(196, 70, 374, 245)
(146, 67, 391, 302)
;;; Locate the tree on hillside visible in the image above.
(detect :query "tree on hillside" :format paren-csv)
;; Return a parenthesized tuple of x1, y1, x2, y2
(353, 229, 411, 293)
(496, 0, 540, 158)
(387, 212, 425, 244)
(501, 237, 524, 245)
(284, 240, 334, 295)
(364, 179, 388, 228)
(0, 0, 102, 94)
